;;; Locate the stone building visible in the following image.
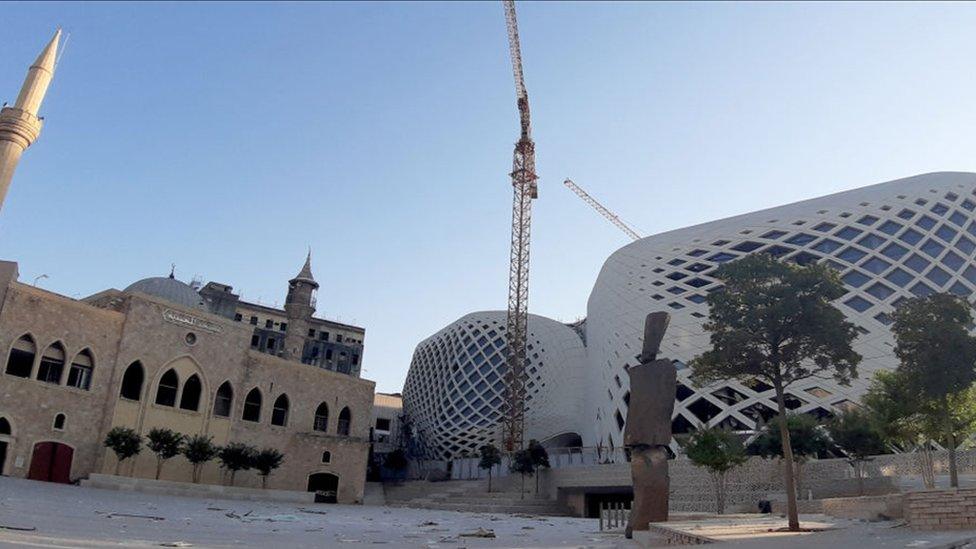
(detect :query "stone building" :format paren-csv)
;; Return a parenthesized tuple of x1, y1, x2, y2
(0, 257, 374, 504)
(198, 253, 365, 378)
(371, 392, 402, 455)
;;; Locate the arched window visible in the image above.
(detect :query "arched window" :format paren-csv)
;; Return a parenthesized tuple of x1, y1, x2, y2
(321, 450, 331, 463)
(242, 388, 262, 422)
(213, 381, 233, 417)
(155, 369, 179, 407)
(179, 374, 202, 411)
(36, 342, 66, 384)
(53, 413, 66, 430)
(0, 417, 10, 435)
(314, 402, 329, 432)
(337, 406, 351, 436)
(120, 361, 144, 401)
(5, 335, 36, 378)
(271, 394, 290, 426)
(66, 349, 94, 390)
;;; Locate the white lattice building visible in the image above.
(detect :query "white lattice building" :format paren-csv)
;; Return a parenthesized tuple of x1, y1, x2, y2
(404, 172, 976, 458)
(401, 312, 587, 460)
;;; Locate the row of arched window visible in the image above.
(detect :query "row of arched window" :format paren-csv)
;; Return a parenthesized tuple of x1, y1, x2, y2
(4, 335, 94, 390)
(118, 362, 354, 435)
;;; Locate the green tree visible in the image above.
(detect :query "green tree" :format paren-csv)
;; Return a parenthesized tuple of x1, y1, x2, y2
(826, 409, 886, 495)
(478, 444, 502, 492)
(218, 443, 257, 486)
(183, 434, 218, 483)
(890, 293, 976, 488)
(383, 448, 409, 480)
(103, 426, 142, 475)
(864, 369, 976, 489)
(253, 448, 285, 489)
(509, 448, 535, 500)
(690, 253, 861, 531)
(683, 426, 748, 514)
(528, 439, 551, 494)
(145, 428, 184, 480)
(748, 414, 830, 498)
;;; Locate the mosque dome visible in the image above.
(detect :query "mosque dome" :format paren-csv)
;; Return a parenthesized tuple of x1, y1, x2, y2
(124, 276, 206, 310)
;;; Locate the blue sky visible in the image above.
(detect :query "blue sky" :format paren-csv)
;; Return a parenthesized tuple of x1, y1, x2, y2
(4, 2, 976, 392)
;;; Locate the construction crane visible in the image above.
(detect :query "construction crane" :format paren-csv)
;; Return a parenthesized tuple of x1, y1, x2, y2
(501, 0, 537, 452)
(563, 179, 642, 241)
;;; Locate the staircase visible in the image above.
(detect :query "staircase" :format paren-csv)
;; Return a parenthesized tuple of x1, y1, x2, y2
(383, 479, 570, 516)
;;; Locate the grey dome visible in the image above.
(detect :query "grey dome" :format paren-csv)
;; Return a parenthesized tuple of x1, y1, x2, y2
(124, 277, 206, 310)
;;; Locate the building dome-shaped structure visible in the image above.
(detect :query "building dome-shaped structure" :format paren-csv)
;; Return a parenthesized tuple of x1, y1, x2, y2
(402, 311, 587, 460)
(124, 276, 206, 310)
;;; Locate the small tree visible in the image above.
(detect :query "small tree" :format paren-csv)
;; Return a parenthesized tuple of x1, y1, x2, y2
(864, 369, 976, 489)
(183, 434, 218, 483)
(146, 428, 184, 480)
(683, 426, 747, 514)
(690, 254, 861, 530)
(218, 443, 257, 486)
(748, 414, 830, 497)
(384, 448, 409, 480)
(826, 408, 886, 495)
(253, 448, 285, 489)
(891, 293, 976, 488)
(509, 449, 535, 500)
(104, 426, 142, 475)
(528, 439, 550, 494)
(478, 444, 502, 492)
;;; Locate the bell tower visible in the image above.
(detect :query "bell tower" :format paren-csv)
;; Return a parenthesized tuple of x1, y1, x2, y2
(0, 30, 61, 212)
(283, 251, 318, 361)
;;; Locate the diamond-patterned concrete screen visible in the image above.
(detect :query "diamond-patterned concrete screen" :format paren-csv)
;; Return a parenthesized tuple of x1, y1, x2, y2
(402, 311, 586, 460)
(403, 172, 976, 459)
(586, 171, 976, 449)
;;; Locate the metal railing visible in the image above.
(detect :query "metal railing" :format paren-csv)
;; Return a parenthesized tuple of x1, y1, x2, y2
(599, 501, 632, 531)
(450, 446, 629, 480)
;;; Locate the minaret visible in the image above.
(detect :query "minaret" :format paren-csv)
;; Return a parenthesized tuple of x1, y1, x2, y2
(283, 251, 319, 362)
(0, 30, 61, 212)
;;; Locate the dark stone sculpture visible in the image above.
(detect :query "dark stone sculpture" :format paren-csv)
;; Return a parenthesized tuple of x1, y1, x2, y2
(625, 312, 676, 537)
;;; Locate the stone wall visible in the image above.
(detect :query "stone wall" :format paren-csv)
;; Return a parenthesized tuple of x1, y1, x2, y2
(0, 268, 375, 504)
(905, 488, 976, 530)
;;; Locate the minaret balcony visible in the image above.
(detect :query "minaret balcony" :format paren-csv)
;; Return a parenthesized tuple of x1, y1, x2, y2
(0, 107, 42, 147)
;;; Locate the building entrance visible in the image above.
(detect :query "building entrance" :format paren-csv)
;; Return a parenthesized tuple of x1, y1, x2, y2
(307, 472, 339, 503)
(27, 441, 73, 483)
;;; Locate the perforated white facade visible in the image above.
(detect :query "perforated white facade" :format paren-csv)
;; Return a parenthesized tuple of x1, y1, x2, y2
(402, 312, 587, 460)
(404, 172, 976, 459)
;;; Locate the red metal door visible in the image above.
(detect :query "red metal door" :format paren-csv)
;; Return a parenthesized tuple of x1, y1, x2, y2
(27, 442, 73, 483)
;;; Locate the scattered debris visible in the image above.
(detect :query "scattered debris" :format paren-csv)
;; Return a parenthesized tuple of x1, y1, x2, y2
(159, 542, 193, 548)
(522, 526, 535, 530)
(298, 508, 329, 515)
(0, 524, 36, 532)
(206, 507, 226, 511)
(418, 520, 439, 526)
(248, 514, 299, 523)
(105, 512, 166, 521)
(459, 527, 496, 539)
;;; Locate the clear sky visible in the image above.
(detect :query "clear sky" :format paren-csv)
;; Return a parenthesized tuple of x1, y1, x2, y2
(3, 2, 976, 392)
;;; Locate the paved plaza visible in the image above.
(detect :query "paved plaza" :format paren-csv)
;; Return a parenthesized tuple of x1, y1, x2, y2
(0, 477, 621, 548)
(3, 477, 976, 548)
